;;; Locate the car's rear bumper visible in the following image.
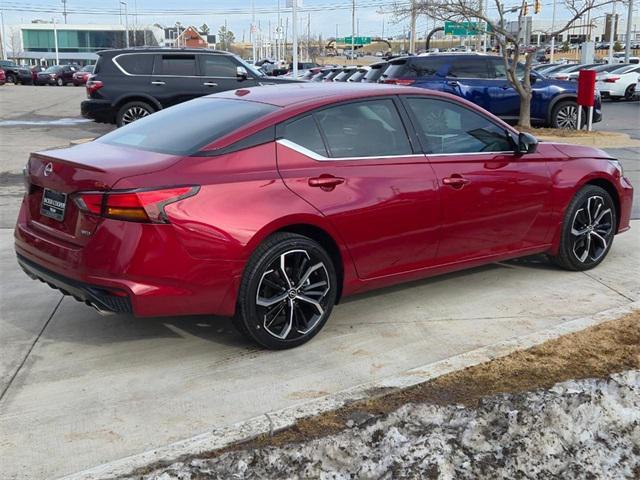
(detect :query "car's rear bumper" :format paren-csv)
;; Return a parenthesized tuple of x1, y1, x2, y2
(14, 202, 243, 317)
(81, 99, 115, 123)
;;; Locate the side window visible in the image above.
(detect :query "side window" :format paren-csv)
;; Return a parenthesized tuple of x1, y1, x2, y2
(491, 59, 526, 80)
(448, 58, 490, 78)
(157, 55, 197, 76)
(116, 54, 154, 75)
(200, 55, 238, 77)
(282, 115, 328, 157)
(314, 99, 412, 158)
(406, 98, 514, 155)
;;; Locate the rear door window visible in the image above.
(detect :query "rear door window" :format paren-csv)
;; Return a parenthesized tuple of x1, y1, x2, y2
(200, 55, 238, 77)
(449, 58, 491, 78)
(313, 99, 412, 158)
(156, 54, 197, 76)
(281, 115, 327, 156)
(115, 54, 155, 75)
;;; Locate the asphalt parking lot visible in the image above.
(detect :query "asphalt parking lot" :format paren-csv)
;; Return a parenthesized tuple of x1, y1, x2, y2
(0, 84, 639, 479)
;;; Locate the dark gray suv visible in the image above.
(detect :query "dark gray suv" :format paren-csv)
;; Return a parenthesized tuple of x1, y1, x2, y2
(81, 48, 301, 127)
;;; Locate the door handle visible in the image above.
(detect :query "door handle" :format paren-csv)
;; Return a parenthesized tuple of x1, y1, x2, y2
(308, 175, 345, 190)
(501, 84, 511, 90)
(446, 80, 459, 87)
(203, 82, 218, 86)
(443, 175, 470, 189)
(150, 81, 165, 85)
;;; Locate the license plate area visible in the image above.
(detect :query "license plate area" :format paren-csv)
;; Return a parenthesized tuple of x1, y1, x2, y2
(41, 188, 67, 221)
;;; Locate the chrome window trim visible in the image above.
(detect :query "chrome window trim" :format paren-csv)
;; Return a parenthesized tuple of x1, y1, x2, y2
(277, 139, 425, 162)
(112, 52, 240, 79)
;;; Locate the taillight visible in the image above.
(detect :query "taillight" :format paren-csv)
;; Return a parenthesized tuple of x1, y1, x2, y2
(74, 186, 199, 223)
(604, 77, 620, 83)
(86, 78, 103, 95)
(381, 78, 415, 86)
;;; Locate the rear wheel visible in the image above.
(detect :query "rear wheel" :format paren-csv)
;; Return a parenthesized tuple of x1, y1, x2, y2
(6, 73, 16, 84)
(56, 77, 64, 86)
(550, 185, 616, 271)
(116, 101, 155, 127)
(235, 233, 337, 349)
(624, 84, 635, 101)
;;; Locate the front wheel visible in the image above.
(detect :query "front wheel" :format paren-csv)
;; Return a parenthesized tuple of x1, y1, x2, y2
(550, 100, 581, 129)
(550, 185, 616, 271)
(6, 73, 16, 84)
(235, 233, 337, 349)
(56, 77, 64, 86)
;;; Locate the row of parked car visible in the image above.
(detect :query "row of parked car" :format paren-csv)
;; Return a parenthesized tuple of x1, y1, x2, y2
(0, 60, 94, 86)
(533, 61, 640, 101)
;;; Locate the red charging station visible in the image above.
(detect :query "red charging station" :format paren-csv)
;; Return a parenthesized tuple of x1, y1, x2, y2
(577, 69, 597, 130)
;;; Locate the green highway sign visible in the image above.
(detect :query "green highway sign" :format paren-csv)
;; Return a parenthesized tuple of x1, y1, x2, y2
(444, 21, 487, 36)
(335, 36, 372, 46)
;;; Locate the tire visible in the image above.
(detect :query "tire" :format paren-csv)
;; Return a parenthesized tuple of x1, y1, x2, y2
(56, 77, 64, 86)
(550, 100, 582, 129)
(6, 73, 16, 84)
(624, 84, 635, 101)
(550, 185, 617, 271)
(116, 101, 155, 127)
(235, 232, 338, 349)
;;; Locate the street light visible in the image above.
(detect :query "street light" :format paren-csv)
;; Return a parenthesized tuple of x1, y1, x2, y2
(120, 1, 130, 48)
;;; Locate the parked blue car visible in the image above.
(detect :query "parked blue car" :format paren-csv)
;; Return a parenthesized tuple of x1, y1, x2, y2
(380, 54, 602, 128)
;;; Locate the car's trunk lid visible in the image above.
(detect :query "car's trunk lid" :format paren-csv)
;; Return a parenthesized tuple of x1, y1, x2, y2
(25, 142, 182, 245)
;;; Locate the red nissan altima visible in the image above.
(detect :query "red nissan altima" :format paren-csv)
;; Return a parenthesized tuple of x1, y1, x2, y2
(15, 83, 633, 349)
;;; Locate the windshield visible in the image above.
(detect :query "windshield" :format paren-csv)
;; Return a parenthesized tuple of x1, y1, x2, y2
(81, 65, 94, 72)
(98, 98, 278, 155)
(44, 66, 61, 73)
(364, 64, 387, 82)
(235, 56, 265, 77)
(610, 64, 637, 74)
(348, 70, 367, 82)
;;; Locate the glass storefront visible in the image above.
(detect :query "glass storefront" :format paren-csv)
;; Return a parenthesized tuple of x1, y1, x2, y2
(23, 29, 157, 52)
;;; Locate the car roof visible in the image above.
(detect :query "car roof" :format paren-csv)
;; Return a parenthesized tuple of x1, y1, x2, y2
(212, 82, 460, 108)
(97, 47, 231, 56)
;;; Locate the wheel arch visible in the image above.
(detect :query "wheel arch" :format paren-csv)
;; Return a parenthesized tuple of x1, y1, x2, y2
(113, 94, 162, 111)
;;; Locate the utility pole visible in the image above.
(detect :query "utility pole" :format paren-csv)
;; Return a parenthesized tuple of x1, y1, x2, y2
(608, 1, 616, 64)
(307, 13, 310, 62)
(292, 0, 298, 76)
(624, 0, 633, 62)
(62, 0, 68, 24)
(120, 2, 129, 48)
(276, 0, 280, 62)
(351, 0, 356, 59)
(409, 0, 416, 53)
(549, 0, 557, 62)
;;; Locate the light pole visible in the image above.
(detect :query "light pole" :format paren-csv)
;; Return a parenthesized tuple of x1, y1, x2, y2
(624, 0, 633, 62)
(120, 2, 129, 48)
(608, 1, 616, 64)
(550, 0, 557, 62)
(351, 0, 356, 59)
(292, 0, 298, 77)
(53, 18, 59, 64)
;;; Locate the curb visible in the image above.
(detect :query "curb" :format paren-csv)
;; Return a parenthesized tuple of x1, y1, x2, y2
(60, 300, 640, 480)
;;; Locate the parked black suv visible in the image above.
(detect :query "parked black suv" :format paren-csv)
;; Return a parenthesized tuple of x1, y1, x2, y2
(0, 60, 32, 84)
(82, 48, 301, 127)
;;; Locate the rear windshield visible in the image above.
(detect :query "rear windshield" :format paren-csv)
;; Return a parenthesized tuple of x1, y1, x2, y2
(97, 98, 279, 155)
(363, 64, 387, 82)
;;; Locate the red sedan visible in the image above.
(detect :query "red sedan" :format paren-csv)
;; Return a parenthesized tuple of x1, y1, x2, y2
(15, 84, 633, 349)
(72, 65, 94, 86)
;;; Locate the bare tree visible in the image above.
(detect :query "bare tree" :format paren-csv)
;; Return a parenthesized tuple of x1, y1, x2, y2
(8, 27, 23, 60)
(397, 0, 614, 128)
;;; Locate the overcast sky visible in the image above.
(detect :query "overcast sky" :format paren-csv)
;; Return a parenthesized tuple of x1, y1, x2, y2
(1, 0, 626, 40)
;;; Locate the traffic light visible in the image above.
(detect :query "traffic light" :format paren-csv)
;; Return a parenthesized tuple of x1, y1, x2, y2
(523, 2, 529, 15)
(534, 0, 541, 13)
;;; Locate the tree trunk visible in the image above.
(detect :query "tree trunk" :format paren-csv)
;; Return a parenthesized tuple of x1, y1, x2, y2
(517, 91, 533, 129)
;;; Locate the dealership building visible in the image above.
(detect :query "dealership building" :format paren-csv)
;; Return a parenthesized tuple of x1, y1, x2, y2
(10, 23, 165, 66)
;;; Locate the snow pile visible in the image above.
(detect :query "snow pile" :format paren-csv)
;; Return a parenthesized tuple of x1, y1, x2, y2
(142, 371, 640, 479)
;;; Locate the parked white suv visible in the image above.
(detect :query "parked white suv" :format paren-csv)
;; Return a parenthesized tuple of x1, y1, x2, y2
(596, 64, 640, 100)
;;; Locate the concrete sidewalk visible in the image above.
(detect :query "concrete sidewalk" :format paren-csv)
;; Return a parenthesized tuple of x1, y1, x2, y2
(0, 225, 638, 480)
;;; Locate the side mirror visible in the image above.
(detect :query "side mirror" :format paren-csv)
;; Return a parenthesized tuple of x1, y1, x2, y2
(529, 73, 537, 84)
(516, 132, 539, 154)
(236, 66, 248, 81)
